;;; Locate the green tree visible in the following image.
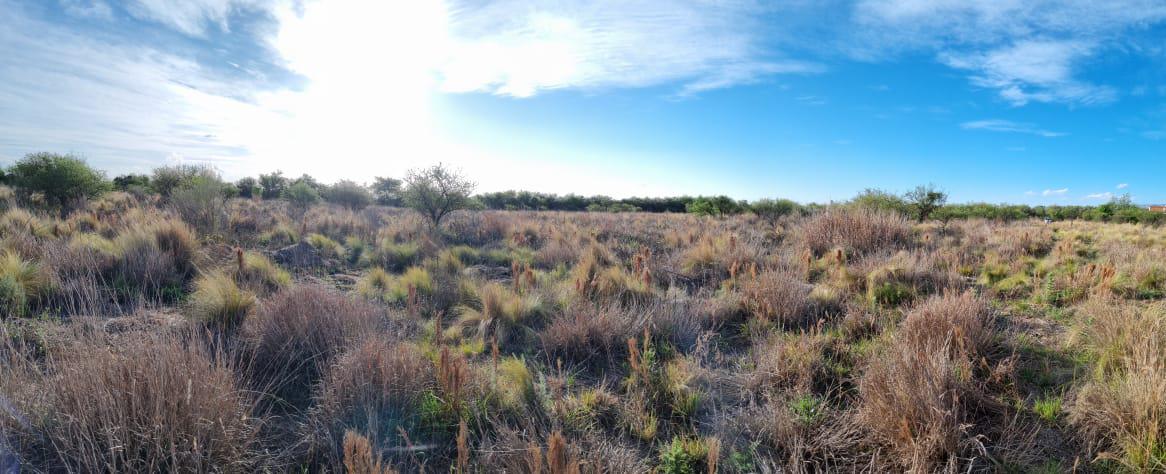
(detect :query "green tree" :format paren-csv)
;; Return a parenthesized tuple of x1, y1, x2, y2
(402, 163, 476, 229)
(904, 184, 947, 222)
(151, 164, 218, 198)
(258, 171, 288, 200)
(112, 174, 150, 191)
(170, 175, 233, 235)
(750, 198, 800, 226)
(686, 196, 744, 217)
(851, 188, 910, 215)
(322, 180, 373, 210)
(7, 152, 109, 215)
(282, 181, 320, 214)
(372, 176, 403, 206)
(235, 177, 259, 199)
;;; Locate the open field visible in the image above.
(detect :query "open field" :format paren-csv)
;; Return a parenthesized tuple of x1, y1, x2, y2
(3, 192, 1166, 472)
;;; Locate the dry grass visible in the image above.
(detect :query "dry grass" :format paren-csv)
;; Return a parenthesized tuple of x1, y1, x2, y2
(4, 195, 1166, 472)
(241, 285, 386, 408)
(798, 207, 912, 257)
(2, 333, 270, 472)
(857, 292, 1000, 472)
(307, 339, 433, 469)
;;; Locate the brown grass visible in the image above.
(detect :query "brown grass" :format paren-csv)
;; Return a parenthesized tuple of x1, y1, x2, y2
(241, 284, 386, 408)
(798, 207, 912, 257)
(3, 333, 270, 472)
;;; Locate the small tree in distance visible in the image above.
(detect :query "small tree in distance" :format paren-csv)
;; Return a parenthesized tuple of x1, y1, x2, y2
(751, 198, 800, 226)
(372, 177, 403, 206)
(905, 184, 947, 222)
(283, 181, 320, 216)
(403, 163, 475, 229)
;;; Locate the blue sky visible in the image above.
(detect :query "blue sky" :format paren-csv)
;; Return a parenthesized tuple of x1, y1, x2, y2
(0, 0, 1164, 204)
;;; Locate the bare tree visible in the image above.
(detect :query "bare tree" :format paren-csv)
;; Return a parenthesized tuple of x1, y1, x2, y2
(402, 163, 476, 228)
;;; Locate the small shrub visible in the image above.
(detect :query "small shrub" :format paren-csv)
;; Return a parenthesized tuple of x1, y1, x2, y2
(187, 271, 255, 329)
(242, 285, 384, 408)
(374, 241, 420, 272)
(658, 436, 712, 474)
(307, 339, 433, 468)
(0, 251, 48, 317)
(307, 233, 344, 259)
(798, 207, 911, 257)
(9, 335, 268, 472)
(451, 282, 549, 350)
(356, 267, 395, 302)
(236, 251, 291, 294)
(1033, 395, 1062, 422)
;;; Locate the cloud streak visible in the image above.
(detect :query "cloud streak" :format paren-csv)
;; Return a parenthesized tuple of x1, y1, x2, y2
(960, 119, 1066, 137)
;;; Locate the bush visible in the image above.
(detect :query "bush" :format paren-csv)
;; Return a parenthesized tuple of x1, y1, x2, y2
(236, 251, 291, 294)
(798, 207, 912, 256)
(241, 285, 384, 407)
(283, 181, 321, 213)
(7, 152, 109, 215)
(323, 180, 373, 210)
(850, 188, 910, 216)
(306, 339, 434, 468)
(150, 164, 218, 198)
(7, 335, 268, 472)
(751, 198, 800, 226)
(169, 175, 233, 236)
(858, 293, 996, 472)
(686, 196, 744, 217)
(450, 282, 550, 350)
(110, 218, 199, 302)
(0, 250, 48, 317)
(258, 171, 288, 200)
(187, 271, 256, 329)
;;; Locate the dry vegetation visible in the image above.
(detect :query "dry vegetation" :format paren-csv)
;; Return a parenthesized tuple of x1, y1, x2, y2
(2, 189, 1166, 472)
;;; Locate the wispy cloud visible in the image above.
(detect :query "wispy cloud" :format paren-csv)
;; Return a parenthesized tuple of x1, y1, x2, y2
(1087, 192, 1114, 200)
(438, 1, 823, 97)
(940, 40, 1115, 106)
(1117, 183, 1129, 189)
(123, 0, 258, 37)
(0, 3, 271, 172)
(59, 0, 113, 20)
(852, 0, 1166, 105)
(1043, 188, 1069, 196)
(961, 119, 1066, 137)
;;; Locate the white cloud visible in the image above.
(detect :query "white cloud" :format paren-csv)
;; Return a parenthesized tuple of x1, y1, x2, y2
(961, 119, 1066, 137)
(1042, 188, 1069, 196)
(124, 0, 273, 36)
(852, 0, 1166, 105)
(1086, 192, 1114, 200)
(941, 40, 1115, 106)
(60, 0, 114, 20)
(0, 5, 273, 172)
(1117, 183, 1129, 189)
(436, 0, 821, 97)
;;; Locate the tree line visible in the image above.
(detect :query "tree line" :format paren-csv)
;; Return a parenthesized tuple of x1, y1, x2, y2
(5, 152, 1164, 226)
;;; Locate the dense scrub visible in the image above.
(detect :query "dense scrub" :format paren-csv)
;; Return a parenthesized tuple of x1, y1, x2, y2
(1, 189, 1165, 472)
